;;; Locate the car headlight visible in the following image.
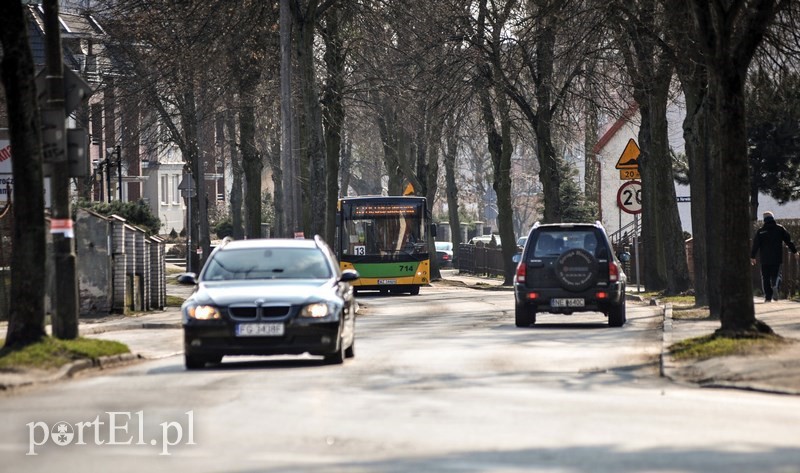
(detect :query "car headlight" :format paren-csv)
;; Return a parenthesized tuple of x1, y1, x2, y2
(186, 304, 222, 320)
(300, 302, 330, 318)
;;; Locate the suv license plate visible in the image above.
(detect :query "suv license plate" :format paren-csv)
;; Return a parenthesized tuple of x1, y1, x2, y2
(551, 298, 585, 308)
(236, 323, 285, 337)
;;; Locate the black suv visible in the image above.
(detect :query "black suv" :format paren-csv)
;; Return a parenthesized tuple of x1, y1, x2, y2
(513, 222, 627, 327)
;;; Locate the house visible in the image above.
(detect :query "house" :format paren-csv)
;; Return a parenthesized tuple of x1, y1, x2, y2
(591, 99, 800, 239)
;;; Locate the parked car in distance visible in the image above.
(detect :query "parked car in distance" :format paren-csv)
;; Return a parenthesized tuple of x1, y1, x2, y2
(177, 236, 359, 369)
(468, 234, 502, 247)
(516, 236, 528, 250)
(512, 221, 627, 327)
(435, 241, 454, 268)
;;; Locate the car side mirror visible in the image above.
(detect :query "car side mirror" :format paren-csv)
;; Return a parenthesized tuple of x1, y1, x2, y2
(177, 272, 198, 285)
(512, 253, 521, 264)
(340, 269, 360, 282)
(617, 251, 631, 263)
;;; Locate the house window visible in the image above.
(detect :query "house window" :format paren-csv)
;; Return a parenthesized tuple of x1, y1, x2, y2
(172, 175, 181, 204)
(160, 175, 169, 204)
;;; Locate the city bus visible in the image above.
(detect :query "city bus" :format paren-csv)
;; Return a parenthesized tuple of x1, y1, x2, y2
(336, 196, 431, 295)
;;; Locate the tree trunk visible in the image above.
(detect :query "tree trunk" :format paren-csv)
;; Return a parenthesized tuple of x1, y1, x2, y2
(421, 107, 442, 281)
(479, 79, 516, 285)
(322, 6, 345, 245)
(534, 23, 562, 224)
(584, 98, 599, 210)
(444, 116, 462, 263)
(637, 101, 667, 291)
(376, 101, 405, 195)
(679, 74, 711, 307)
(225, 110, 245, 240)
(183, 89, 210, 271)
(279, 0, 297, 237)
(0, 0, 48, 347)
(712, 70, 759, 334)
(648, 87, 691, 295)
(239, 90, 262, 239)
(295, 2, 326, 238)
(688, 0, 784, 335)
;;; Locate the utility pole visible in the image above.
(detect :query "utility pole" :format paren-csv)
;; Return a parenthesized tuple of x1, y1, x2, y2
(43, 0, 78, 339)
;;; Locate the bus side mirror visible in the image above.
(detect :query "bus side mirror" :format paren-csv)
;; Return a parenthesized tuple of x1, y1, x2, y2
(618, 251, 631, 262)
(430, 223, 437, 239)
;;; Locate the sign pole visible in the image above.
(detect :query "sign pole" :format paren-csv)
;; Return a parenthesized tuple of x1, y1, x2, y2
(634, 213, 641, 292)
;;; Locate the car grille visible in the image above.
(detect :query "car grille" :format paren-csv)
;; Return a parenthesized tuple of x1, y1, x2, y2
(228, 305, 291, 320)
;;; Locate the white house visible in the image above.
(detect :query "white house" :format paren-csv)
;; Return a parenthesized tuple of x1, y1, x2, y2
(591, 99, 800, 238)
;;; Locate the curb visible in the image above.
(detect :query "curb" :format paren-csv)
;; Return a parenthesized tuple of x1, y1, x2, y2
(81, 321, 182, 335)
(0, 353, 142, 392)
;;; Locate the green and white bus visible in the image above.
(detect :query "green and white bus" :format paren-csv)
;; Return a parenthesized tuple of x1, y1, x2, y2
(336, 196, 431, 295)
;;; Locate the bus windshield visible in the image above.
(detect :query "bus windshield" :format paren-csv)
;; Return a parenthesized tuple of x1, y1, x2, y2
(339, 199, 428, 257)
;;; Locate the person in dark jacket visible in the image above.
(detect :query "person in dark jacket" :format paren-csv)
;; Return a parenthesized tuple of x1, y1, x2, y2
(751, 211, 798, 302)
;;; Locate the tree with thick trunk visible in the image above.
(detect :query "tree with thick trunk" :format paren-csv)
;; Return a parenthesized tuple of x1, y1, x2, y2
(616, 0, 690, 295)
(689, 0, 787, 336)
(321, 4, 347, 244)
(444, 114, 463, 264)
(0, 0, 48, 348)
(225, 111, 245, 240)
(477, 0, 517, 285)
(667, 3, 713, 309)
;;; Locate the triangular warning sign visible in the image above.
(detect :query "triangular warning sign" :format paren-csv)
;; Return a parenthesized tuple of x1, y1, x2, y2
(615, 139, 640, 169)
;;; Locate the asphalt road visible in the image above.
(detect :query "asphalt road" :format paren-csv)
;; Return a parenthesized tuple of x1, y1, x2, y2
(2, 285, 800, 472)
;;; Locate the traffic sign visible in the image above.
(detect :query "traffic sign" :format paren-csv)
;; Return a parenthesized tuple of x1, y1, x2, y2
(619, 169, 640, 180)
(35, 67, 95, 116)
(615, 139, 640, 170)
(617, 180, 642, 214)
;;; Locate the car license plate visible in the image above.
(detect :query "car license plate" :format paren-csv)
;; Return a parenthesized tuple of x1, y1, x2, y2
(377, 279, 397, 285)
(551, 298, 585, 308)
(236, 323, 285, 337)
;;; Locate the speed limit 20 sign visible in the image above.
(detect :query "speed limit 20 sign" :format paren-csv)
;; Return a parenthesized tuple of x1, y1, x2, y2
(617, 180, 642, 215)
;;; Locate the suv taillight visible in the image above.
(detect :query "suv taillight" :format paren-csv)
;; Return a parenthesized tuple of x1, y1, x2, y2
(609, 261, 619, 282)
(515, 262, 526, 283)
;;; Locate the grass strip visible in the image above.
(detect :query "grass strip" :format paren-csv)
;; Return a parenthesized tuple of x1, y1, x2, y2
(0, 337, 130, 371)
(669, 333, 786, 361)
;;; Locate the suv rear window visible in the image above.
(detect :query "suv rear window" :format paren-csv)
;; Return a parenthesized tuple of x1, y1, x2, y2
(532, 230, 599, 257)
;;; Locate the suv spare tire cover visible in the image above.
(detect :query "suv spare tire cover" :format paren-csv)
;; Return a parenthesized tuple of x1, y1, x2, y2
(554, 248, 598, 291)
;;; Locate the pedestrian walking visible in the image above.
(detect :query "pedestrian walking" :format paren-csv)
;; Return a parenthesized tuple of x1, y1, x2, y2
(751, 211, 798, 302)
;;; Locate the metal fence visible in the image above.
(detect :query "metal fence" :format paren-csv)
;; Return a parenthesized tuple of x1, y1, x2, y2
(455, 220, 800, 300)
(456, 242, 505, 277)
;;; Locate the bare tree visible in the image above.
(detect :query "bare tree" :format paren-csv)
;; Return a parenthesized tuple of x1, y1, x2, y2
(688, 0, 789, 336)
(613, 0, 691, 295)
(0, 1, 47, 347)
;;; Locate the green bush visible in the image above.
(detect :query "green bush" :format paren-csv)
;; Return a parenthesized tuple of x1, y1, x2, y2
(75, 199, 161, 235)
(214, 220, 234, 239)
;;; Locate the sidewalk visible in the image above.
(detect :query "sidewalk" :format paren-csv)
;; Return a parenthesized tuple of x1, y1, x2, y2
(662, 299, 800, 395)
